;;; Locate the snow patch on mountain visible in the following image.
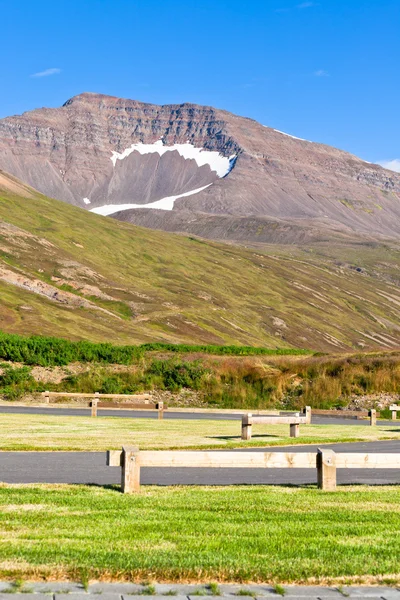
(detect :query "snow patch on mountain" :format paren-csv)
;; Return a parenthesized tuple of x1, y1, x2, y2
(272, 129, 311, 142)
(111, 139, 236, 178)
(90, 184, 212, 216)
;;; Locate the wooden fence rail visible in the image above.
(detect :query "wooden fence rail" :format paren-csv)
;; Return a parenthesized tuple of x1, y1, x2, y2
(42, 391, 165, 419)
(311, 408, 380, 419)
(106, 446, 400, 493)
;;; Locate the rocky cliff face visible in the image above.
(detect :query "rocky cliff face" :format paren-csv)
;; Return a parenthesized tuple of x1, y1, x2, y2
(1, 92, 400, 240)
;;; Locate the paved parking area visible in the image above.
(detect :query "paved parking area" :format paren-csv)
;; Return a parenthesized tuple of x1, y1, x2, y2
(1, 441, 400, 485)
(1, 405, 399, 427)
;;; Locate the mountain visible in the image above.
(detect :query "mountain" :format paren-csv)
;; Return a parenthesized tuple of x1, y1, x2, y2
(1, 92, 400, 243)
(2, 169, 400, 351)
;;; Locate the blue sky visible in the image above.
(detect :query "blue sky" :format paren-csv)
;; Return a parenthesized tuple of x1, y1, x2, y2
(1, 0, 399, 169)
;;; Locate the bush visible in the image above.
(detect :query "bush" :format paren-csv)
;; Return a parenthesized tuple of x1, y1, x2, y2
(149, 360, 208, 391)
(0, 331, 309, 367)
(0, 363, 36, 400)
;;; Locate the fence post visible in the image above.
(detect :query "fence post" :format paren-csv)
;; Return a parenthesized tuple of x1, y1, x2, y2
(44, 391, 50, 404)
(158, 401, 164, 420)
(369, 409, 376, 426)
(91, 392, 99, 417)
(290, 423, 300, 438)
(317, 449, 337, 491)
(390, 405, 397, 420)
(241, 414, 252, 440)
(304, 406, 312, 424)
(121, 446, 141, 493)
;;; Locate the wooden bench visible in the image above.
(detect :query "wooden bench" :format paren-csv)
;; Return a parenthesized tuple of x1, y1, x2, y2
(42, 391, 165, 419)
(241, 406, 311, 440)
(390, 404, 400, 420)
(107, 445, 400, 493)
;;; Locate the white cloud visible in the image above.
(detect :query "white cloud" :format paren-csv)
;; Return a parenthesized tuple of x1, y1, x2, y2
(378, 159, 400, 173)
(30, 68, 61, 78)
(314, 69, 329, 77)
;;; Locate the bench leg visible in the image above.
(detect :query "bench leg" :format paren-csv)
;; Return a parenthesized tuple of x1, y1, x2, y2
(290, 423, 300, 438)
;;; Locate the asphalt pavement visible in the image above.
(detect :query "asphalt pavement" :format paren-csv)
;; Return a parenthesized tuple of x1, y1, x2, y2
(2, 405, 400, 486)
(1, 404, 399, 426)
(1, 441, 400, 486)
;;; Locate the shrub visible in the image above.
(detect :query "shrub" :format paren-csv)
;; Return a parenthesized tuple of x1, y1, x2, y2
(0, 363, 36, 400)
(149, 360, 208, 391)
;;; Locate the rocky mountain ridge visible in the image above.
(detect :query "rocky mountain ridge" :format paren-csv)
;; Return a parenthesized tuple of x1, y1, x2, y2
(1, 92, 400, 241)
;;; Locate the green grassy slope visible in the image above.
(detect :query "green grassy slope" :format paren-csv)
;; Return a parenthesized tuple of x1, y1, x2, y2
(2, 175, 400, 351)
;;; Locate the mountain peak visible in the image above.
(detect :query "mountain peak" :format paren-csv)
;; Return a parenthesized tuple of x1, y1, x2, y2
(0, 94, 399, 240)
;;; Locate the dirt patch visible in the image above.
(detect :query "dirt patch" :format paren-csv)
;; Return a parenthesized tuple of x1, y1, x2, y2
(0, 264, 121, 318)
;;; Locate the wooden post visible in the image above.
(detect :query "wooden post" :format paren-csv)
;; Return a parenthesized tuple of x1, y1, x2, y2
(44, 391, 50, 404)
(369, 409, 376, 426)
(157, 401, 164, 420)
(317, 449, 337, 491)
(91, 392, 99, 417)
(303, 406, 312, 424)
(241, 414, 253, 440)
(392, 410, 397, 421)
(290, 423, 300, 438)
(121, 446, 141, 493)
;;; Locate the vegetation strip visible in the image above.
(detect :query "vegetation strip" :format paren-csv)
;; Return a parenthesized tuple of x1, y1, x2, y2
(0, 414, 399, 451)
(0, 485, 400, 583)
(3, 347, 400, 414)
(0, 332, 309, 368)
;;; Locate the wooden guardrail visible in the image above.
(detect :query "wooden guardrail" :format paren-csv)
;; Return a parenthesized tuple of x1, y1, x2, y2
(107, 446, 400, 493)
(311, 408, 380, 419)
(241, 406, 312, 440)
(42, 391, 165, 419)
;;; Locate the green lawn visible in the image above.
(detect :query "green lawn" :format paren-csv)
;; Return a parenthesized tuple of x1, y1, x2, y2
(1, 413, 400, 450)
(0, 484, 400, 583)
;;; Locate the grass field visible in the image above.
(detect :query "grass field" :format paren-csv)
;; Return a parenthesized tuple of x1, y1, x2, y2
(0, 484, 400, 583)
(1, 413, 399, 450)
(3, 179, 400, 351)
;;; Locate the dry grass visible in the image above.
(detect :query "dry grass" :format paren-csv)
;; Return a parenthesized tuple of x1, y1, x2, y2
(197, 351, 400, 409)
(1, 413, 399, 451)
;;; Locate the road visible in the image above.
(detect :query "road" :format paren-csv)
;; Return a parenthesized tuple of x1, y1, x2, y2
(1, 404, 399, 426)
(1, 441, 400, 486)
(2, 405, 400, 486)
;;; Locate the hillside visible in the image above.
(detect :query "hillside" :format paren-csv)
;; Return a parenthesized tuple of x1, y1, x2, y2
(1, 93, 400, 243)
(1, 170, 400, 351)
